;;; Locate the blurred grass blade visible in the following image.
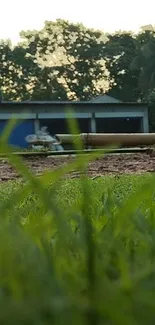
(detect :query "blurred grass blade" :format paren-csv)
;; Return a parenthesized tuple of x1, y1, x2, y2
(114, 173, 155, 236)
(65, 108, 84, 151)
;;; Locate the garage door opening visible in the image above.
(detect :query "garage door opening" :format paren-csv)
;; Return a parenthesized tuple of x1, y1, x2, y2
(39, 118, 91, 149)
(39, 118, 91, 135)
(96, 117, 142, 133)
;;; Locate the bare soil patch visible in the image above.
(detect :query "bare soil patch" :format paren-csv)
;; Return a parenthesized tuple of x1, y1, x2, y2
(0, 153, 155, 182)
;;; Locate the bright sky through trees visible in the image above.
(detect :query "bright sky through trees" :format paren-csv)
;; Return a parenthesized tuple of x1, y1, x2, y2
(1, 0, 155, 43)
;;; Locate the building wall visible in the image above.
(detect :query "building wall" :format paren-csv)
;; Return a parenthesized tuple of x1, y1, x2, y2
(0, 102, 148, 117)
(0, 102, 149, 148)
(0, 119, 35, 148)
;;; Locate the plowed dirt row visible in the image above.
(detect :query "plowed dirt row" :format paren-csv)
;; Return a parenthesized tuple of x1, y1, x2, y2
(0, 153, 155, 182)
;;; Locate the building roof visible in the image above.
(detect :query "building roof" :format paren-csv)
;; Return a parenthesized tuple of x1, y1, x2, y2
(89, 94, 122, 103)
(0, 101, 147, 106)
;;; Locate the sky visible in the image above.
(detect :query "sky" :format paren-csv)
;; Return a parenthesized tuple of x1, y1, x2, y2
(1, 0, 155, 44)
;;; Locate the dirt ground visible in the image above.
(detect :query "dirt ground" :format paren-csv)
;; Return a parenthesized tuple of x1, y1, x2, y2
(0, 152, 155, 182)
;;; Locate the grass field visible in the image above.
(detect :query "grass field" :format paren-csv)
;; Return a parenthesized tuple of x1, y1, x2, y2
(1, 168, 155, 325)
(1, 118, 155, 324)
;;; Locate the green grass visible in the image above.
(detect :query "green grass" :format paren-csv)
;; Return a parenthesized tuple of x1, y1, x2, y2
(1, 116, 155, 324)
(0, 171, 155, 325)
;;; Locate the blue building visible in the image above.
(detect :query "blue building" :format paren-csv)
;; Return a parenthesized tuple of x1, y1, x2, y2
(0, 95, 149, 148)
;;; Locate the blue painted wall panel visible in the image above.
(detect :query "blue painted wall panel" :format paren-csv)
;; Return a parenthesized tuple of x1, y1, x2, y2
(0, 120, 35, 148)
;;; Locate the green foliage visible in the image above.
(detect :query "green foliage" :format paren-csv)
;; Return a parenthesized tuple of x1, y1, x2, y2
(0, 40, 40, 101)
(102, 32, 142, 101)
(18, 19, 108, 101)
(131, 31, 155, 95)
(0, 119, 155, 324)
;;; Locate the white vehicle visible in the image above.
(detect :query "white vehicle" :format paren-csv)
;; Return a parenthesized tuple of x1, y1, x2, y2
(25, 126, 64, 151)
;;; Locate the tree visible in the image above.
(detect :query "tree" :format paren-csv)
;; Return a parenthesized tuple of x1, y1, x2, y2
(19, 19, 109, 100)
(2, 20, 155, 103)
(130, 30, 155, 97)
(102, 32, 143, 102)
(0, 40, 40, 101)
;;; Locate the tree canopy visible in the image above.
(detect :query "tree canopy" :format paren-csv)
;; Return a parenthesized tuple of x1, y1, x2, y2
(0, 19, 155, 106)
